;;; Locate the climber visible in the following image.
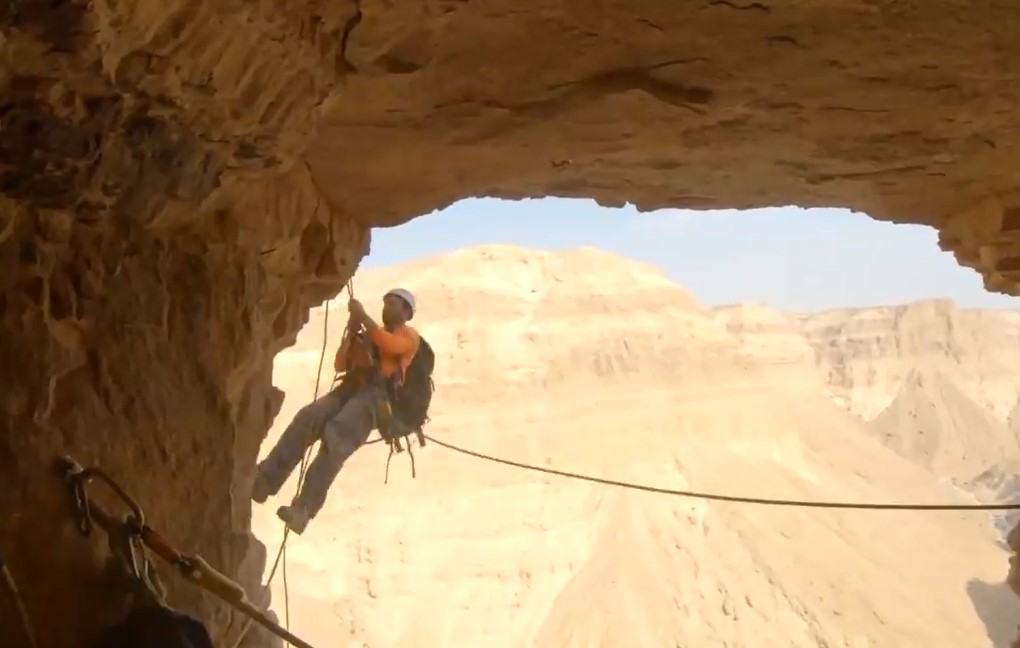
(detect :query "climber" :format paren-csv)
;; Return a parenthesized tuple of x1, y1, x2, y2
(251, 288, 421, 534)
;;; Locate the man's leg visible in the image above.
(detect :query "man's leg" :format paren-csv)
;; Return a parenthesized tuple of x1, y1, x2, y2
(277, 387, 380, 533)
(252, 388, 348, 503)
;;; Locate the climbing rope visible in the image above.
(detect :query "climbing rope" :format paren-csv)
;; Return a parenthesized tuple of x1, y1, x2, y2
(0, 553, 38, 648)
(281, 290, 336, 631)
(232, 280, 353, 648)
(55, 457, 317, 648)
(423, 434, 1020, 511)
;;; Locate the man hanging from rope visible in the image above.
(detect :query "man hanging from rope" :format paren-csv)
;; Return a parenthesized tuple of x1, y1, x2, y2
(251, 288, 421, 534)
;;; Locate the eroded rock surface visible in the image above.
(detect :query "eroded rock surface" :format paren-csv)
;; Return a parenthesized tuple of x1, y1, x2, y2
(799, 300, 1020, 420)
(0, 2, 365, 645)
(4, 2, 1020, 646)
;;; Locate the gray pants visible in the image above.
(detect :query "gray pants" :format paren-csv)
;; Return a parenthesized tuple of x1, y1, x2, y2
(257, 384, 381, 518)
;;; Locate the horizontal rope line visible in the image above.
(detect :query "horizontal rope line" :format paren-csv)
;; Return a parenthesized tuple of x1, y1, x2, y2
(424, 434, 1020, 511)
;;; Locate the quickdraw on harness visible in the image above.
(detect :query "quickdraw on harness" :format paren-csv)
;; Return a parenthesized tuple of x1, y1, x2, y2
(56, 456, 317, 648)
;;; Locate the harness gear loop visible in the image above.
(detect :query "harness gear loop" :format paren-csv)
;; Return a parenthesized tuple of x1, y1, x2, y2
(382, 434, 417, 484)
(376, 400, 424, 484)
(56, 456, 318, 648)
(383, 443, 395, 485)
(406, 439, 417, 479)
(356, 321, 426, 483)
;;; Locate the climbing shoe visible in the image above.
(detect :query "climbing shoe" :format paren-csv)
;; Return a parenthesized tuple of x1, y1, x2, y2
(251, 471, 272, 504)
(277, 505, 310, 535)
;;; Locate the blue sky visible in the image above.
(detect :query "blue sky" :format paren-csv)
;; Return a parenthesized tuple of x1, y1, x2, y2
(361, 197, 1018, 312)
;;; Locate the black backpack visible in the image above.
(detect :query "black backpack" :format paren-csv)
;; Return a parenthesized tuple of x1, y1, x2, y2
(389, 335, 435, 439)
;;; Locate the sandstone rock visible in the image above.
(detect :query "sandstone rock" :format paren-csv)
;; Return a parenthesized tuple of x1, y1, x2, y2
(800, 300, 1020, 421)
(711, 302, 816, 365)
(6, 2, 1020, 646)
(868, 366, 1020, 481)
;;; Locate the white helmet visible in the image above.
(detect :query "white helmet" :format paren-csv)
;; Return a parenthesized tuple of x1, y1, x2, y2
(385, 288, 416, 319)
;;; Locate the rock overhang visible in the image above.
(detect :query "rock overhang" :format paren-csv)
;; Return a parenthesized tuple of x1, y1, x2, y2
(3, 1, 1020, 646)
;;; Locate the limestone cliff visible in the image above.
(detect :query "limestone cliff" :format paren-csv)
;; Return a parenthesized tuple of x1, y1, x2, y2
(869, 367, 1020, 481)
(713, 298, 1020, 484)
(712, 303, 816, 366)
(5, 2, 1020, 647)
(799, 300, 1020, 421)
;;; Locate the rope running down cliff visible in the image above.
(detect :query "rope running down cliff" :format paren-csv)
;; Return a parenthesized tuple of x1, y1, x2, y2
(423, 434, 1020, 511)
(281, 282, 351, 632)
(230, 280, 351, 648)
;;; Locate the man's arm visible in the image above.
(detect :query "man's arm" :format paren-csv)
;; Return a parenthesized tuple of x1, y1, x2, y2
(352, 304, 416, 355)
(363, 313, 417, 355)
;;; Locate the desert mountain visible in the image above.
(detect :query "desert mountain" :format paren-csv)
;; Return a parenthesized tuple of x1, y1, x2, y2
(712, 302, 817, 365)
(347, 246, 738, 390)
(869, 366, 1020, 481)
(799, 300, 1020, 421)
(253, 245, 1020, 648)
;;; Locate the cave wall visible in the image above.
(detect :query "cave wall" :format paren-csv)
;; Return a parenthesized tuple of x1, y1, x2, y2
(0, 1, 365, 646)
(0, 174, 366, 647)
(3, 1, 1020, 647)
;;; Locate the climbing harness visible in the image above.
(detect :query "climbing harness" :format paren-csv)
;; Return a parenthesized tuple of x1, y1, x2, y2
(56, 456, 317, 648)
(370, 394, 423, 484)
(0, 553, 37, 648)
(366, 331, 436, 485)
(339, 305, 432, 485)
(423, 434, 1020, 511)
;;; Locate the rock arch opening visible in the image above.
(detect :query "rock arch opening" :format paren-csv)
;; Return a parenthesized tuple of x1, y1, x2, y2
(246, 197, 1020, 646)
(4, 2, 1020, 646)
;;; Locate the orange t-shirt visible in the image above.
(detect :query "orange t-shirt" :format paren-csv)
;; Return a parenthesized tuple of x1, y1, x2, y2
(334, 324, 420, 384)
